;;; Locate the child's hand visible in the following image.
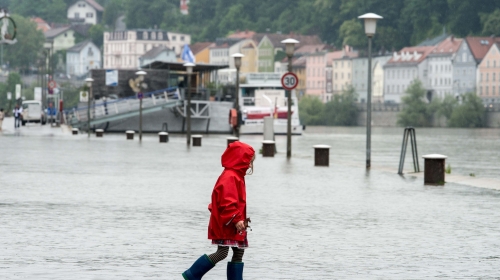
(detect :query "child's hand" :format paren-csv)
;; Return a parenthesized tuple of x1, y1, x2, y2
(235, 221, 245, 231)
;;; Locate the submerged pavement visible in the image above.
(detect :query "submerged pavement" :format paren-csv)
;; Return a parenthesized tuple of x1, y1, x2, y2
(1, 120, 500, 279)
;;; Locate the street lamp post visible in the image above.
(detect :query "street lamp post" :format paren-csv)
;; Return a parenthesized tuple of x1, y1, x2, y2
(359, 13, 383, 169)
(85, 78, 94, 138)
(184, 62, 195, 146)
(232, 53, 244, 138)
(136, 70, 147, 142)
(281, 38, 299, 159)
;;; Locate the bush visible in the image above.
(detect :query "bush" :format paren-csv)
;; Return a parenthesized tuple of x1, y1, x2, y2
(324, 86, 359, 126)
(448, 92, 485, 127)
(397, 79, 433, 127)
(298, 95, 324, 125)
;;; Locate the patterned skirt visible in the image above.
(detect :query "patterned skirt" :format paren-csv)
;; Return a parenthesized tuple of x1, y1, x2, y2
(211, 238, 249, 249)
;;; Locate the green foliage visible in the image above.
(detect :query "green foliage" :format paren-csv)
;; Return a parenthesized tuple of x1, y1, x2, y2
(339, 19, 365, 49)
(445, 164, 451, 174)
(324, 86, 359, 126)
(9, 0, 68, 23)
(4, 15, 45, 70)
(103, 0, 125, 29)
(59, 82, 82, 109)
(6, 72, 22, 95)
(89, 24, 105, 48)
(480, 9, 500, 36)
(436, 94, 458, 120)
(448, 92, 485, 128)
(298, 95, 325, 126)
(397, 80, 433, 127)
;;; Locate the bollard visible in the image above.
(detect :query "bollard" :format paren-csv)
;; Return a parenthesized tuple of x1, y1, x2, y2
(159, 132, 169, 143)
(227, 137, 239, 147)
(192, 135, 203, 146)
(72, 128, 78, 135)
(422, 154, 447, 185)
(126, 130, 135, 140)
(95, 129, 104, 137)
(262, 140, 275, 157)
(313, 145, 331, 167)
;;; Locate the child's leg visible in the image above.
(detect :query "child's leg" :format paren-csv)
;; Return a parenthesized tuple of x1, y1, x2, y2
(231, 247, 244, 262)
(207, 246, 229, 264)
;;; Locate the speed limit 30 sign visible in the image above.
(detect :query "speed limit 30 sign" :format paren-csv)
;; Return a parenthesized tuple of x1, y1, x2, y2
(281, 72, 299, 90)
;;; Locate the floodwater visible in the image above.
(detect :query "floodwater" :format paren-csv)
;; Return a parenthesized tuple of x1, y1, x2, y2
(1, 122, 500, 279)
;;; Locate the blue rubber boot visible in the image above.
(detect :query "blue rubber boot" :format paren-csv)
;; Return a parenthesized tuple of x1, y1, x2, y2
(226, 262, 244, 280)
(182, 255, 215, 280)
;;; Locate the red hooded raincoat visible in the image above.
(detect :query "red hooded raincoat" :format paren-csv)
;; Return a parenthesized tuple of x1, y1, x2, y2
(208, 142, 255, 242)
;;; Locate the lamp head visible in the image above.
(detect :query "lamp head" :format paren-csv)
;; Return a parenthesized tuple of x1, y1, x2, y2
(85, 77, 94, 87)
(358, 13, 383, 37)
(281, 38, 299, 57)
(232, 53, 244, 69)
(136, 70, 147, 81)
(183, 62, 195, 74)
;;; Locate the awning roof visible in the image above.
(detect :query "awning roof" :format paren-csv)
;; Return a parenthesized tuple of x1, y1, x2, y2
(140, 61, 229, 72)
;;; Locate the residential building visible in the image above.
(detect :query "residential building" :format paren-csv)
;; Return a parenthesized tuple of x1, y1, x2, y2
(235, 40, 258, 73)
(427, 37, 462, 99)
(453, 38, 476, 95)
(67, 0, 104, 25)
(257, 36, 274, 72)
(31, 17, 51, 33)
(66, 40, 101, 77)
(332, 46, 359, 96)
(306, 52, 327, 101)
(292, 56, 307, 98)
(190, 42, 213, 63)
(210, 43, 230, 66)
(44, 26, 75, 52)
(168, 31, 192, 55)
(477, 43, 500, 104)
(139, 46, 176, 67)
(383, 46, 435, 103)
(465, 36, 500, 98)
(352, 55, 391, 103)
(103, 29, 190, 69)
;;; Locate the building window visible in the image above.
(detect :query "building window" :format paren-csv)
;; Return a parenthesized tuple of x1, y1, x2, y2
(486, 86, 489, 95)
(493, 86, 496, 95)
(143, 32, 148, 40)
(181, 36, 185, 41)
(151, 32, 156, 40)
(172, 36, 176, 41)
(86, 13, 93, 18)
(75, 12, 80, 18)
(158, 32, 163, 40)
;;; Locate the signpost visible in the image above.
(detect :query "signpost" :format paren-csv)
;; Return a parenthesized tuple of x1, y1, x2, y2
(281, 72, 299, 91)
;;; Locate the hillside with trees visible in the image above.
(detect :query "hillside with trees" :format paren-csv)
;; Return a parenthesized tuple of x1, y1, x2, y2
(3, 0, 500, 51)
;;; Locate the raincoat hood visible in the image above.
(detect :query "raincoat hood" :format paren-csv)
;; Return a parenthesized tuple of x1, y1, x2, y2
(221, 141, 255, 175)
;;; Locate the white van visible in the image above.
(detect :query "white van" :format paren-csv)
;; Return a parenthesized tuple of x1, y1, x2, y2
(22, 100, 46, 125)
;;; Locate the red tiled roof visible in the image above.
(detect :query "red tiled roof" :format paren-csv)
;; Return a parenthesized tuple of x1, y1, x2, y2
(465, 36, 500, 62)
(84, 0, 104, 12)
(190, 42, 214, 55)
(228, 30, 256, 39)
(31, 17, 51, 33)
(295, 44, 330, 54)
(430, 37, 462, 55)
(386, 46, 435, 65)
(210, 43, 229, 49)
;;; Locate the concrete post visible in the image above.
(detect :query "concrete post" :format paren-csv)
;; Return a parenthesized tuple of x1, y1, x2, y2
(159, 132, 169, 143)
(314, 145, 331, 167)
(192, 135, 202, 146)
(227, 137, 239, 147)
(126, 130, 135, 140)
(422, 154, 447, 185)
(95, 129, 103, 137)
(262, 140, 275, 157)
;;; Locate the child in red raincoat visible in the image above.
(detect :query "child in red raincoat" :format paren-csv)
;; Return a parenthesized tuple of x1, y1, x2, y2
(182, 141, 255, 280)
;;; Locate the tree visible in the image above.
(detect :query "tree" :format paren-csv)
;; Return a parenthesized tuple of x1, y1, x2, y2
(103, 0, 124, 30)
(448, 93, 485, 127)
(324, 86, 359, 126)
(298, 95, 325, 125)
(436, 94, 458, 120)
(339, 19, 365, 49)
(88, 24, 105, 48)
(9, 0, 67, 23)
(4, 15, 45, 70)
(397, 80, 433, 127)
(480, 9, 500, 36)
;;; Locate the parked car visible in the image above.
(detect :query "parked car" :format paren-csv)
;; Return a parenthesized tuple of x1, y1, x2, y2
(21, 100, 46, 125)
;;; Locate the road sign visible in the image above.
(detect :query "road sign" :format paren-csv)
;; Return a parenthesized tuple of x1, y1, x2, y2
(137, 92, 144, 99)
(48, 80, 57, 90)
(281, 72, 299, 90)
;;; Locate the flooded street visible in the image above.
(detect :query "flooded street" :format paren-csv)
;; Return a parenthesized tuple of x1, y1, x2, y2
(1, 124, 500, 279)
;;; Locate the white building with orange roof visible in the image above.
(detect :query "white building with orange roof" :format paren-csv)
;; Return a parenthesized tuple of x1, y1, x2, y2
(427, 36, 463, 99)
(383, 46, 435, 103)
